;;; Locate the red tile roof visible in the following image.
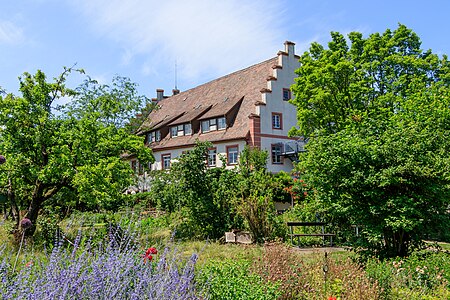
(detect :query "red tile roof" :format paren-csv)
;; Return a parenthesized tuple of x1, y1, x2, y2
(138, 57, 278, 151)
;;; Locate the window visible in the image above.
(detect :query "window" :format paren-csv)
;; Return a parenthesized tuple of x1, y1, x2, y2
(177, 124, 184, 136)
(218, 117, 226, 130)
(171, 126, 178, 137)
(208, 148, 217, 167)
(148, 131, 161, 142)
(185, 123, 192, 135)
(162, 154, 171, 170)
(271, 144, 283, 164)
(272, 113, 282, 129)
(147, 132, 154, 143)
(209, 119, 217, 131)
(283, 88, 291, 101)
(138, 162, 144, 174)
(227, 145, 238, 165)
(201, 120, 210, 133)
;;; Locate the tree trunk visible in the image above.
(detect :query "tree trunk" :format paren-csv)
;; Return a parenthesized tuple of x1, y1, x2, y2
(7, 177, 19, 227)
(23, 182, 44, 236)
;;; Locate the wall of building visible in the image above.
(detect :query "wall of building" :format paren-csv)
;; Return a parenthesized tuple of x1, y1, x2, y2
(257, 42, 300, 173)
(149, 139, 247, 171)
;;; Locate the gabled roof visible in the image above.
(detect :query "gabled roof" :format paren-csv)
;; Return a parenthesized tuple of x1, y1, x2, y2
(139, 57, 278, 150)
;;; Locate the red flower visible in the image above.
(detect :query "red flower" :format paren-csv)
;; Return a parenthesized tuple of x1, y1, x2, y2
(328, 297, 337, 300)
(143, 247, 158, 263)
(146, 247, 158, 255)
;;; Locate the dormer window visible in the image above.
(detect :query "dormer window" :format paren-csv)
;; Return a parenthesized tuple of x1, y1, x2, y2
(210, 119, 217, 131)
(185, 123, 192, 135)
(218, 117, 226, 130)
(171, 126, 178, 137)
(201, 120, 210, 133)
(147, 130, 161, 143)
(201, 117, 227, 133)
(171, 123, 192, 138)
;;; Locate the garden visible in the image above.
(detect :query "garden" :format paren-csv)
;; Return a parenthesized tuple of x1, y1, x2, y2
(1, 24, 450, 299)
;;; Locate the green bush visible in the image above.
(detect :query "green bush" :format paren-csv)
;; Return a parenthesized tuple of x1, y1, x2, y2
(365, 251, 450, 299)
(198, 258, 282, 300)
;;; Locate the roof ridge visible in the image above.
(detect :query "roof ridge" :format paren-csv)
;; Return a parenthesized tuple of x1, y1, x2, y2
(173, 57, 277, 96)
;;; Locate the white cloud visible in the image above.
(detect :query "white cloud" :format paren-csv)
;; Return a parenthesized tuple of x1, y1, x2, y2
(0, 20, 24, 45)
(70, 0, 286, 84)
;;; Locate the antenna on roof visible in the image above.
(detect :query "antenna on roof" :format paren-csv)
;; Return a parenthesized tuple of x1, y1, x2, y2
(174, 59, 178, 90)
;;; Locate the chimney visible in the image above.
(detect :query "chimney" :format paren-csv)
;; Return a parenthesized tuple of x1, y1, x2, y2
(156, 89, 164, 101)
(284, 41, 295, 55)
(172, 88, 180, 96)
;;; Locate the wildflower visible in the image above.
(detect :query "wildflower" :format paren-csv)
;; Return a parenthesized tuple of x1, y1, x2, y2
(20, 218, 32, 230)
(0, 155, 5, 164)
(25, 261, 33, 267)
(146, 247, 158, 255)
(143, 247, 158, 263)
(328, 297, 337, 300)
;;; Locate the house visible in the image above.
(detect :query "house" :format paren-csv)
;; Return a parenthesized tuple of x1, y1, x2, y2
(134, 41, 304, 174)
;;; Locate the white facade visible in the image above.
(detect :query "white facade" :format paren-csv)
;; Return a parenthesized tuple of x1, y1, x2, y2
(133, 41, 302, 176)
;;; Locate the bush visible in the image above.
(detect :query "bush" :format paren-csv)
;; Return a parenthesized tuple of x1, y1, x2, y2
(365, 250, 450, 299)
(252, 243, 381, 300)
(198, 258, 281, 299)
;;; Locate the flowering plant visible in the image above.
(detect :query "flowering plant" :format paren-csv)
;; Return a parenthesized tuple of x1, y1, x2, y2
(143, 247, 158, 262)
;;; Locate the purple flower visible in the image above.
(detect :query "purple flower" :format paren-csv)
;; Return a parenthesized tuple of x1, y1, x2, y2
(0, 155, 5, 165)
(20, 218, 32, 229)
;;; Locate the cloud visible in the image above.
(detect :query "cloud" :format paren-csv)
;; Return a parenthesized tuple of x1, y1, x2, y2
(0, 20, 24, 45)
(70, 0, 286, 84)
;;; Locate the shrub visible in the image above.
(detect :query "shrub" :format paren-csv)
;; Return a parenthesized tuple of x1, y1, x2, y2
(252, 243, 380, 300)
(198, 258, 281, 299)
(365, 250, 450, 299)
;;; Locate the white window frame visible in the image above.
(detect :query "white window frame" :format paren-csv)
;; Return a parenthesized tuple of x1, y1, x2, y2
(162, 154, 171, 170)
(185, 123, 192, 135)
(171, 126, 178, 137)
(201, 120, 210, 133)
(217, 117, 226, 130)
(177, 124, 184, 136)
(227, 145, 239, 165)
(208, 148, 217, 167)
(272, 113, 282, 129)
(209, 118, 217, 131)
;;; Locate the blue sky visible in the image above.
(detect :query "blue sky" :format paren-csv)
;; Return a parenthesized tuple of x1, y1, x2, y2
(1, 0, 450, 101)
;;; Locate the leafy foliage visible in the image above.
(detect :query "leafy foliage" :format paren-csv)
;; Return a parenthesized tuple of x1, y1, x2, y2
(291, 25, 450, 257)
(198, 258, 282, 300)
(0, 68, 153, 235)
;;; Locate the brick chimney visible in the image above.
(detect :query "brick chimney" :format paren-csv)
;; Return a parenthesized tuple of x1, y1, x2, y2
(172, 88, 180, 95)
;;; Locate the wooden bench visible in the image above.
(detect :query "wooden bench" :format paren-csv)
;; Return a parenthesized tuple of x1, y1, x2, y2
(287, 221, 335, 246)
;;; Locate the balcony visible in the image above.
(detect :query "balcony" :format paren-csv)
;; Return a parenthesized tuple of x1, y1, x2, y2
(280, 139, 307, 162)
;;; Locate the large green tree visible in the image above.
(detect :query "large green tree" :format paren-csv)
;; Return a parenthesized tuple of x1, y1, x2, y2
(291, 25, 450, 257)
(0, 68, 153, 235)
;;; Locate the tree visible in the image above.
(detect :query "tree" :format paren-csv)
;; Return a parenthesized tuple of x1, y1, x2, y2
(291, 25, 450, 257)
(0, 68, 154, 235)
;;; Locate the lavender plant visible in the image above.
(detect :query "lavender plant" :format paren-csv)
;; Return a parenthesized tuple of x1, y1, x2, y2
(0, 229, 202, 299)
